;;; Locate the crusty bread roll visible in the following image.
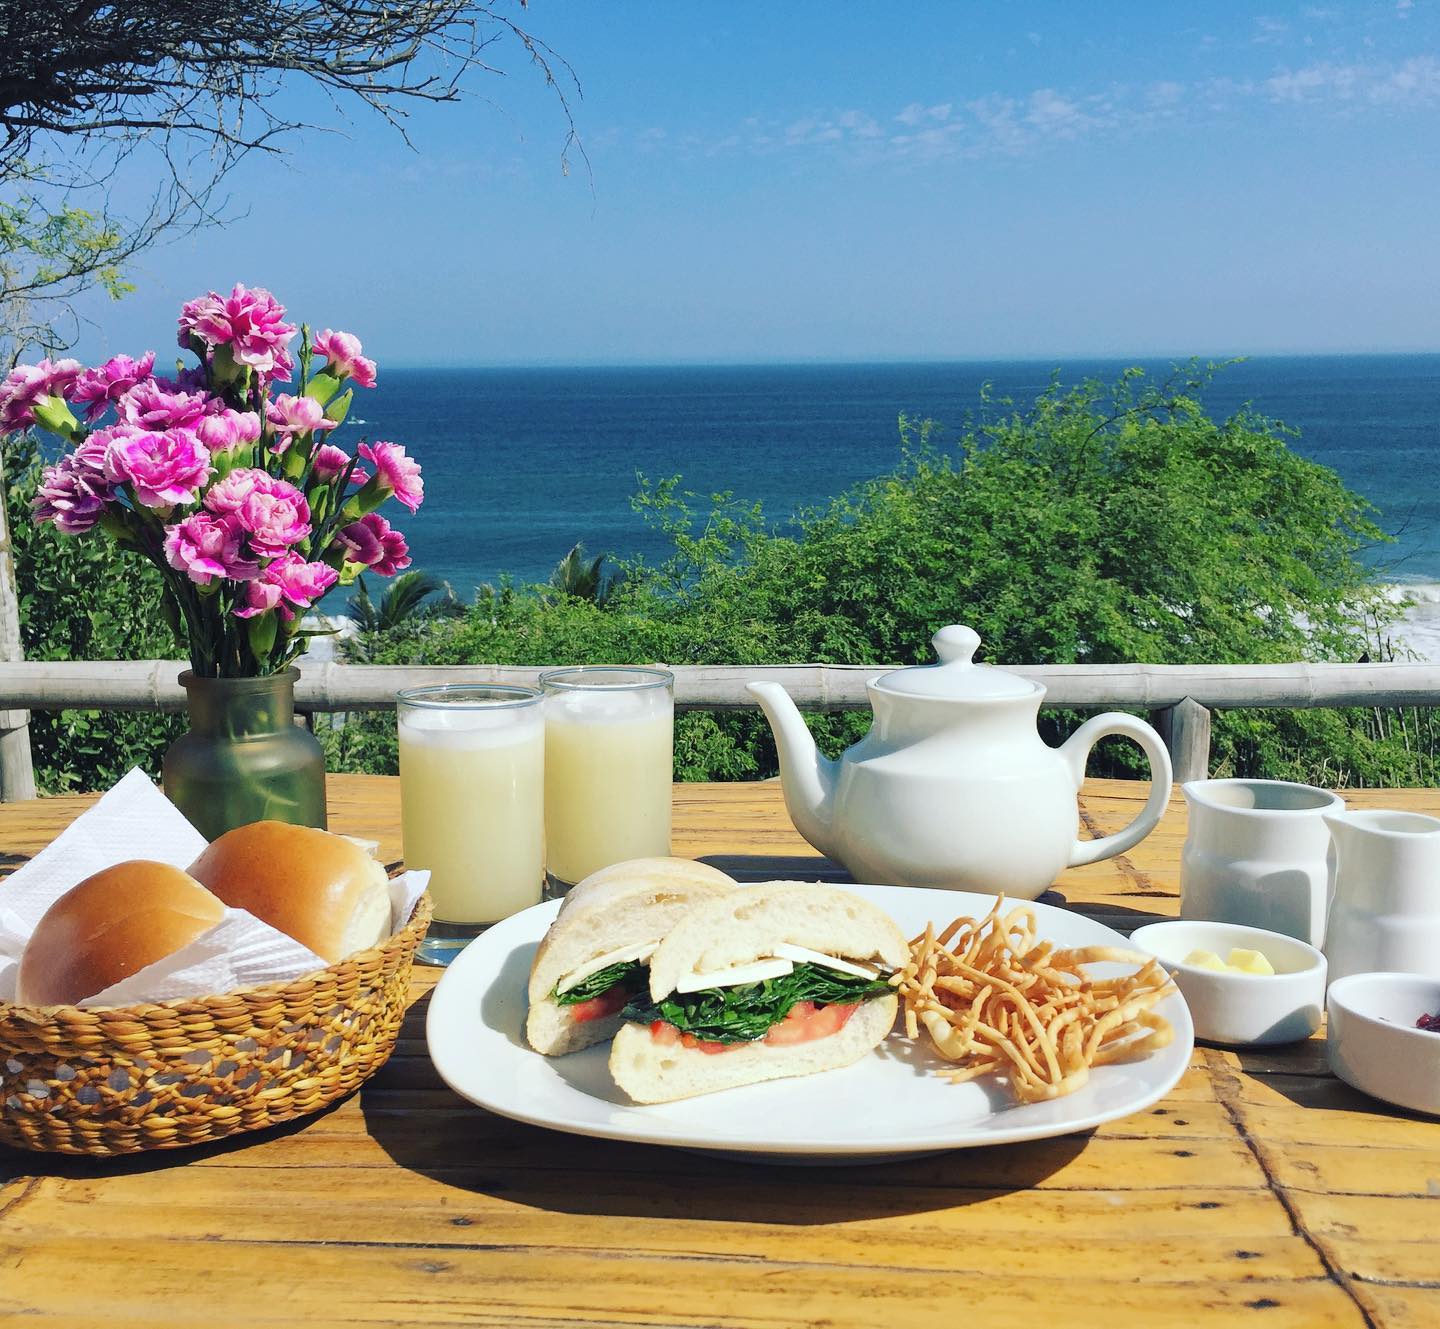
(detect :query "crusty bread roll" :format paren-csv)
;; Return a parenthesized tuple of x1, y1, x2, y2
(525, 857, 737, 1056)
(608, 882, 908, 1103)
(610, 993, 898, 1104)
(16, 860, 225, 1007)
(188, 820, 391, 964)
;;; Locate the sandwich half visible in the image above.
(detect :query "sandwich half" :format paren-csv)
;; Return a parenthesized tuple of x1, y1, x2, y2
(525, 857, 738, 1056)
(608, 882, 908, 1103)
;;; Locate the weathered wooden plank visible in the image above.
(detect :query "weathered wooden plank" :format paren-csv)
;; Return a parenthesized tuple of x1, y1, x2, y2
(19, 1168, 1291, 1237)
(1350, 1285, 1440, 1329)
(1288, 1192, 1440, 1284)
(0, 1236, 1369, 1329)
(6, 1172, 1320, 1283)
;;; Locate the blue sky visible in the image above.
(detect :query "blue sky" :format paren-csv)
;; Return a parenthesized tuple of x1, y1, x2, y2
(70, 1, 1440, 366)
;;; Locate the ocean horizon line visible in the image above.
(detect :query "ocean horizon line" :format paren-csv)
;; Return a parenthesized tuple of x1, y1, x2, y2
(371, 349, 1440, 373)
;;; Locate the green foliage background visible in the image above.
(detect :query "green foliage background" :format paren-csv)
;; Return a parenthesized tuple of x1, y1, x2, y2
(8, 365, 1434, 792)
(5, 434, 184, 791)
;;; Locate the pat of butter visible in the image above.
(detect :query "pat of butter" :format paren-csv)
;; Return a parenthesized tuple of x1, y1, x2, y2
(1184, 949, 1229, 972)
(1227, 948, 1275, 976)
(555, 941, 659, 994)
(675, 957, 794, 992)
(1183, 947, 1276, 976)
(771, 942, 881, 980)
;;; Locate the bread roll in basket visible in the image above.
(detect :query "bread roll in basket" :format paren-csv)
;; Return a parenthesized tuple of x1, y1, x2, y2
(0, 823, 432, 1156)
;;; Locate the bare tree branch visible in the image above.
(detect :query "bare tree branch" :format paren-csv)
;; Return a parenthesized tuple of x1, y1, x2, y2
(0, 1, 583, 356)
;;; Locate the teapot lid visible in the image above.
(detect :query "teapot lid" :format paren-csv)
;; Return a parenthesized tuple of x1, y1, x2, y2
(873, 626, 1039, 700)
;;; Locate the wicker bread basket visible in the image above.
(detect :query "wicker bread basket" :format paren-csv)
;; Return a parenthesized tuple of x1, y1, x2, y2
(0, 892, 432, 1156)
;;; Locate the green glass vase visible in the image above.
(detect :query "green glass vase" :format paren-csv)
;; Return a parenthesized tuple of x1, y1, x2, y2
(162, 669, 327, 840)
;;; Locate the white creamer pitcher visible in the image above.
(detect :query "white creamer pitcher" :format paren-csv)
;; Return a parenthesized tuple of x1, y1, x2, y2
(1180, 779, 1344, 947)
(1323, 809, 1440, 984)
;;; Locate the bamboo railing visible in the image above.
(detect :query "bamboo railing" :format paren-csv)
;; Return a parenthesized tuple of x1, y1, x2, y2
(3, 657, 1440, 801)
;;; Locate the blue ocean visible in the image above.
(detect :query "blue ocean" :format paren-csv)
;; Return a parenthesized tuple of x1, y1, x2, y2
(346, 355, 1440, 645)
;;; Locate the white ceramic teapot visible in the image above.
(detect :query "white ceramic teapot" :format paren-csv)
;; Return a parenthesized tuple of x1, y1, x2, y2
(747, 625, 1174, 898)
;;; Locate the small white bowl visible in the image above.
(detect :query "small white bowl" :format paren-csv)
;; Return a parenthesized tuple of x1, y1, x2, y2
(1129, 920, 1326, 1046)
(1327, 972, 1440, 1116)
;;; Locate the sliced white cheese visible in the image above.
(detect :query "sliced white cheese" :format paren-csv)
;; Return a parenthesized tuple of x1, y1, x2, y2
(675, 957, 794, 993)
(771, 942, 882, 980)
(555, 941, 658, 995)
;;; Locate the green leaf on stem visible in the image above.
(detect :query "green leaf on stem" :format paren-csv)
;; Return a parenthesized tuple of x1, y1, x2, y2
(324, 387, 352, 425)
(246, 611, 278, 660)
(304, 371, 341, 407)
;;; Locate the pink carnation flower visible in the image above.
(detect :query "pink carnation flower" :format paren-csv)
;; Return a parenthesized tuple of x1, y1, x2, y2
(31, 452, 114, 535)
(336, 513, 411, 576)
(72, 352, 156, 422)
(177, 283, 297, 378)
(115, 379, 212, 431)
(164, 513, 259, 585)
(235, 483, 312, 558)
(266, 393, 336, 443)
(69, 433, 114, 486)
(205, 466, 299, 516)
(311, 329, 377, 389)
(234, 553, 337, 620)
(104, 425, 211, 508)
(196, 409, 262, 452)
(311, 443, 368, 482)
(232, 578, 286, 620)
(0, 358, 82, 432)
(358, 440, 423, 513)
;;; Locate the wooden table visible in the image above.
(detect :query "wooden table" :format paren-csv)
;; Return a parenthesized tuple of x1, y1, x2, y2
(2, 777, 1438, 1328)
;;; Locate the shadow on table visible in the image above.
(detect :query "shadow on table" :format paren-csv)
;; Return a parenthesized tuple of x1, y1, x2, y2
(362, 1090, 1094, 1225)
(1038, 889, 1172, 932)
(694, 854, 850, 883)
(0, 1095, 351, 1184)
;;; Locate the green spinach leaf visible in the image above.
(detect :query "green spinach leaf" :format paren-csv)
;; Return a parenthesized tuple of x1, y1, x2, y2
(553, 959, 647, 1006)
(622, 962, 892, 1044)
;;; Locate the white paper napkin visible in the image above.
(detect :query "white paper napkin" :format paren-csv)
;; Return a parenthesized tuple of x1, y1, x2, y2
(0, 769, 429, 1007)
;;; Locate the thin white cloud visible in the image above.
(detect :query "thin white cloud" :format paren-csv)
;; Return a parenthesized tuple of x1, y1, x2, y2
(1266, 55, 1440, 106)
(1252, 15, 1291, 45)
(659, 52, 1440, 165)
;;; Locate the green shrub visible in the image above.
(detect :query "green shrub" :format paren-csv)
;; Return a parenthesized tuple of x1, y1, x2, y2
(5, 434, 185, 791)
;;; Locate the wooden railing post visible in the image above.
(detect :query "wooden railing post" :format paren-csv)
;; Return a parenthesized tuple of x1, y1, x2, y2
(1152, 697, 1212, 784)
(0, 713, 36, 800)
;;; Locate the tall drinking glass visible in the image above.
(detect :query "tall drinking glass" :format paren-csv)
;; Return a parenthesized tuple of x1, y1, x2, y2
(540, 667, 674, 896)
(398, 684, 545, 964)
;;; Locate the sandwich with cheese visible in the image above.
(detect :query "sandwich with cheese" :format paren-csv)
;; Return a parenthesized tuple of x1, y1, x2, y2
(608, 882, 908, 1103)
(525, 857, 738, 1056)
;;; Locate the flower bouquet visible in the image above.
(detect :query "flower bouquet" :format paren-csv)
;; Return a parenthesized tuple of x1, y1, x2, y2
(0, 284, 424, 835)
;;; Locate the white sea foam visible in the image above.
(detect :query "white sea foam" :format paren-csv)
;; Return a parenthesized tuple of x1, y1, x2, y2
(1384, 582, 1440, 664)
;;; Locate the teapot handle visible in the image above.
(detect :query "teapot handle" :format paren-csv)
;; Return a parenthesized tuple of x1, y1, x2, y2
(1060, 713, 1174, 867)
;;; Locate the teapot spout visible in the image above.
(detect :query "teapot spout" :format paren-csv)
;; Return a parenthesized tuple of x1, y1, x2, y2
(747, 681, 840, 860)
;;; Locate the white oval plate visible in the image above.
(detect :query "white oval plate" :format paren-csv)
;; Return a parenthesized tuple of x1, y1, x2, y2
(425, 884, 1194, 1163)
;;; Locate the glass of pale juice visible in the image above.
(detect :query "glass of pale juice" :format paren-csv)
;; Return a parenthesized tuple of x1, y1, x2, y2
(539, 667, 675, 895)
(397, 684, 545, 964)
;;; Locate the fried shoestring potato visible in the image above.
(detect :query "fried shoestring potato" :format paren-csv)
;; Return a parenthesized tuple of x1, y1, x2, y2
(890, 897, 1175, 1104)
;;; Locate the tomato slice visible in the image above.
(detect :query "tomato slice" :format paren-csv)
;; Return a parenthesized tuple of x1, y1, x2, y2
(649, 1021, 736, 1053)
(764, 1001, 861, 1047)
(570, 982, 629, 1024)
(649, 1002, 864, 1052)
(680, 1031, 738, 1055)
